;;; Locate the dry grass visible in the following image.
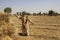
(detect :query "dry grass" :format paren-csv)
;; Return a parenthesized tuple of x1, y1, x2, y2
(0, 13, 15, 40)
(0, 13, 60, 40)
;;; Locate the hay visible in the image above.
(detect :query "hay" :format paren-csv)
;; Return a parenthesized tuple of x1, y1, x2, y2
(0, 13, 15, 40)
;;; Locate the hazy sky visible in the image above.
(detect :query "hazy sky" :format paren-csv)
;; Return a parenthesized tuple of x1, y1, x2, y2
(0, 0, 60, 13)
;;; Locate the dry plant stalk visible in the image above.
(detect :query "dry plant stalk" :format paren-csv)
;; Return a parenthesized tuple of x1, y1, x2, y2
(0, 13, 14, 40)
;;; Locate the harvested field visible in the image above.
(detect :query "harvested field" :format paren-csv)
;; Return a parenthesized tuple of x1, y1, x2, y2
(0, 14, 60, 40)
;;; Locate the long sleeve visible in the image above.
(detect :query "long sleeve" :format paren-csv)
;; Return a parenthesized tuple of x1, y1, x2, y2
(28, 18, 34, 24)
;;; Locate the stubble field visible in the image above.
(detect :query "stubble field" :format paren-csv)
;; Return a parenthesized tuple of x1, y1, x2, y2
(0, 14, 60, 40)
(9, 15, 60, 40)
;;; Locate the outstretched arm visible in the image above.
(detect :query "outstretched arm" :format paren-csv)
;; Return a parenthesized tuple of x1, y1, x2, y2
(28, 18, 34, 24)
(15, 15, 22, 19)
(19, 17, 22, 19)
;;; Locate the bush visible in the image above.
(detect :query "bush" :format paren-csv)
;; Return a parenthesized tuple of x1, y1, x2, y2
(4, 7, 12, 14)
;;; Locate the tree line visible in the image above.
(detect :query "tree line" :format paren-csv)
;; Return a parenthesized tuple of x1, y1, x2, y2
(4, 7, 60, 16)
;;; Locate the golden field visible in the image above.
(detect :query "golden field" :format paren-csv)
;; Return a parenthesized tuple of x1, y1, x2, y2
(0, 13, 60, 40)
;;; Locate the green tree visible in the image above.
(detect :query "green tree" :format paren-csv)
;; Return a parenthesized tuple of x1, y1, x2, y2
(33, 13, 36, 16)
(22, 11, 26, 15)
(4, 7, 12, 14)
(38, 12, 41, 15)
(48, 10, 55, 16)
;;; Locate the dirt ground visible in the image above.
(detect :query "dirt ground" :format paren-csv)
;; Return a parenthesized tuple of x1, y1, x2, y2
(8, 15, 60, 40)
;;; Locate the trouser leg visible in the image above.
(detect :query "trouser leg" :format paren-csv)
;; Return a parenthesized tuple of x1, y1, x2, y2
(22, 25, 29, 36)
(26, 26, 29, 36)
(22, 28, 29, 36)
(27, 29, 29, 36)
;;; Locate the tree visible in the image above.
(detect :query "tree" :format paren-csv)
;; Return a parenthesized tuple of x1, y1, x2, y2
(43, 13, 45, 16)
(54, 12, 58, 16)
(38, 12, 41, 15)
(4, 7, 12, 14)
(22, 11, 26, 15)
(33, 13, 36, 16)
(26, 13, 31, 15)
(48, 10, 58, 16)
(17, 12, 19, 15)
(48, 10, 55, 16)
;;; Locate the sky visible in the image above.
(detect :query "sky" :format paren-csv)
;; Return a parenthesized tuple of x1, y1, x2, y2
(0, 0, 60, 14)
